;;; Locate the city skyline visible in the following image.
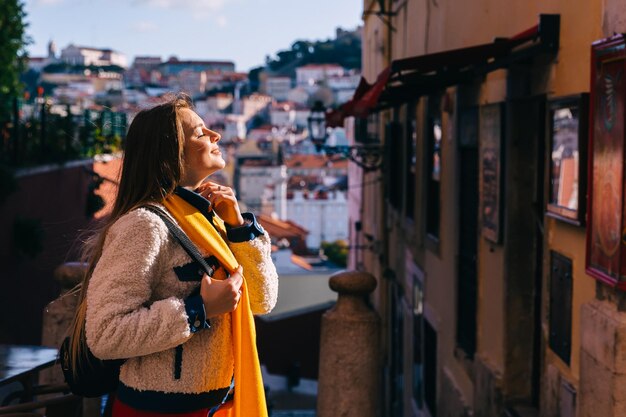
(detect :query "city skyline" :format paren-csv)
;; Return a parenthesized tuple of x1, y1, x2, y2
(23, 0, 362, 72)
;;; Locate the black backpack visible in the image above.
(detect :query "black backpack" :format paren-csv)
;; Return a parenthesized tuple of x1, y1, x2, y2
(59, 205, 216, 397)
(59, 336, 123, 397)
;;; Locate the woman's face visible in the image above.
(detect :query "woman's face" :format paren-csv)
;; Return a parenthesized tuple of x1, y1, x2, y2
(179, 108, 225, 187)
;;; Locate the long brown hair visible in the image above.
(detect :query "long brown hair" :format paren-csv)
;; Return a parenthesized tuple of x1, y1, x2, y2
(67, 94, 193, 370)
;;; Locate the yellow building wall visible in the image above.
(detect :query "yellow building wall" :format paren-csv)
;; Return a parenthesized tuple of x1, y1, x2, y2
(360, 0, 605, 412)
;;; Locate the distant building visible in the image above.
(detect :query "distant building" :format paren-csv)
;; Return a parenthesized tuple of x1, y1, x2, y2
(296, 64, 344, 87)
(207, 93, 234, 111)
(237, 159, 286, 213)
(173, 70, 208, 96)
(125, 56, 162, 86)
(27, 57, 48, 72)
(285, 154, 348, 177)
(270, 102, 295, 127)
(222, 115, 247, 142)
(60, 44, 128, 68)
(158, 57, 235, 77)
(266, 76, 292, 101)
(132, 56, 162, 67)
(287, 87, 310, 105)
(249, 154, 349, 250)
(205, 71, 247, 92)
(286, 189, 348, 249)
(328, 72, 361, 104)
(241, 93, 273, 118)
(270, 102, 310, 128)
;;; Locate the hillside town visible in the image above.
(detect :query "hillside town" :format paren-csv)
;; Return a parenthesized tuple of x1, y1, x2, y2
(0, 17, 361, 417)
(17, 27, 361, 259)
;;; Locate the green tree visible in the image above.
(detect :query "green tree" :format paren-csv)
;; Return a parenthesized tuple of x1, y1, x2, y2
(321, 239, 349, 267)
(0, 0, 29, 122)
(264, 29, 361, 74)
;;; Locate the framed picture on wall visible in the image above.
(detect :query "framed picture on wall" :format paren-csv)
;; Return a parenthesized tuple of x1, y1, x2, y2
(586, 34, 626, 290)
(480, 103, 504, 244)
(546, 94, 589, 226)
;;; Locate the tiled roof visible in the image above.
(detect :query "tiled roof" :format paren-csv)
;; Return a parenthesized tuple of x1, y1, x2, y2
(257, 214, 309, 238)
(285, 154, 348, 170)
(240, 159, 274, 167)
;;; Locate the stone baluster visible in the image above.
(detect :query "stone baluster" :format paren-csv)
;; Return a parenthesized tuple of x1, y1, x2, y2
(40, 262, 101, 417)
(317, 270, 381, 417)
(41, 262, 86, 354)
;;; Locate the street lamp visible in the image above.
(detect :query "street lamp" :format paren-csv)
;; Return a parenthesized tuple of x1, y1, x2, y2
(307, 101, 384, 172)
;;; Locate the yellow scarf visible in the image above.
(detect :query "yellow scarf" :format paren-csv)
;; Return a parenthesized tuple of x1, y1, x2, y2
(163, 195, 268, 417)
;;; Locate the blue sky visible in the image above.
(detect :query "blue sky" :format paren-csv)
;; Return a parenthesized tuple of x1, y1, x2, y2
(23, 0, 362, 72)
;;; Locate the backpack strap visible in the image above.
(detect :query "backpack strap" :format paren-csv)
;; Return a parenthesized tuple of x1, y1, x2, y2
(143, 205, 218, 277)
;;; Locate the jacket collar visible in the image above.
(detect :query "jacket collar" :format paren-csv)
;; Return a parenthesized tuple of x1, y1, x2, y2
(173, 186, 214, 220)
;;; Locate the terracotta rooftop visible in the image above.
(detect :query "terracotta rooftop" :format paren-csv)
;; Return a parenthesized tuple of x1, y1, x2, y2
(240, 159, 275, 167)
(271, 101, 310, 111)
(285, 154, 348, 170)
(257, 214, 309, 238)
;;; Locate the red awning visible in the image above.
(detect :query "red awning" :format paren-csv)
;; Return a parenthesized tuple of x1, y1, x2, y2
(352, 66, 392, 118)
(326, 16, 555, 127)
(326, 76, 377, 127)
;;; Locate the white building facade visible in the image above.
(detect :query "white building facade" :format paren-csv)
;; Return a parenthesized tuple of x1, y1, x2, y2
(238, 164, 287, 212)
(296, 64, 344, 87)
(266, 77, 292, 101)
(60, 45, 127, 68)
(286, 190, 348, 249)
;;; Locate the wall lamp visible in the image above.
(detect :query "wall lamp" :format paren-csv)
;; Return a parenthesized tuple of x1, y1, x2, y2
(307, 101, 384, 172)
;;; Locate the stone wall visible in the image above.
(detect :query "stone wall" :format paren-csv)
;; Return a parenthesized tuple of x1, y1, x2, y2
(0, 157, 121, 345)
(579, 299, 626, 417)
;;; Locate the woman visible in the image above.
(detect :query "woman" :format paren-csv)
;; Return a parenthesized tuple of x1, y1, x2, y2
(67, 94, 278, 417)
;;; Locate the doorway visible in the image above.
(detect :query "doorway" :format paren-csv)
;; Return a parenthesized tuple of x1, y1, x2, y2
(504, 95, 546, 409)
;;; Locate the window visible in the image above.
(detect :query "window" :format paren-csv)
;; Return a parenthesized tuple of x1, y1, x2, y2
(405, 102, 417, 220)
(424, 319, 437, 416)
(426, 96, 442, 240)
(354, 114, 380, 144)
(390, 283, 404, 416)
(549, 251, 573, 365)
(412, 279, 424, 409)
(386, 120, 404, 211)
(546, 94, 588, 225)
(456, 106, 479, 359)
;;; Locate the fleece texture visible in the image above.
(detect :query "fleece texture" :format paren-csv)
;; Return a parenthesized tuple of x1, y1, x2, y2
(85, 205, 278, 395)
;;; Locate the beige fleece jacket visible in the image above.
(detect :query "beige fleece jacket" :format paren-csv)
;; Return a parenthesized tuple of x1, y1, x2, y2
(85, 206, 278, 394)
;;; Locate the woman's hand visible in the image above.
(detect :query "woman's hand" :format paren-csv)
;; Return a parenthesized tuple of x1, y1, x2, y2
(196, 181, 244, 227)
(200, 266, 244, 318)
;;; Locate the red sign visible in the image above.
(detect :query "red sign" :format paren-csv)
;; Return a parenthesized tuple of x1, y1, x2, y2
(586, 34, 626, 289)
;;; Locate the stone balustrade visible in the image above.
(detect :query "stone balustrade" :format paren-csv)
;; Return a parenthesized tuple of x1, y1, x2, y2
(40, 262, 101, 417)
(317, 270, 381, 417)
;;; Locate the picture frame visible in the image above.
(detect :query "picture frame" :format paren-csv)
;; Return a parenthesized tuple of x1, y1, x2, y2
(546, 94, 589, 226)
(586, 34, 626, 290)
(479, 103, 504, 244)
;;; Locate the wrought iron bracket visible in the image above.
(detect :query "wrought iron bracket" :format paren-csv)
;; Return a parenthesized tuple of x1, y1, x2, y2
(318, 143, 384, 172)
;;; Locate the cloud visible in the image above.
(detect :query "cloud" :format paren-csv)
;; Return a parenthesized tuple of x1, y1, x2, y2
(131, 20, 158, 32)
(133, 0, 226, 13)
(216, 15, 228, 28)
(133, 0, 232, 22)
